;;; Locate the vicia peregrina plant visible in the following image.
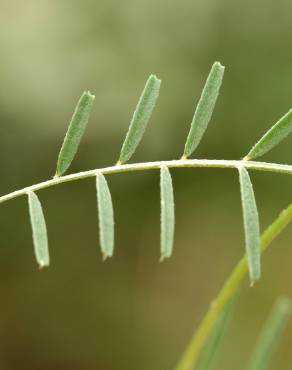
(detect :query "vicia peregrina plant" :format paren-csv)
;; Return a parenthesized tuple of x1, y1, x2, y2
(2, 62, 292, 369)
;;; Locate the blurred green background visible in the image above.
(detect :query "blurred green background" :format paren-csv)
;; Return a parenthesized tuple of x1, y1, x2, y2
(0, 0, 292, 369)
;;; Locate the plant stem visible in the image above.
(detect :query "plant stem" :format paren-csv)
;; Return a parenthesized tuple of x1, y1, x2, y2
(1, 157, 292, 366)
(1, 159, 292, 204)
(174, 203, 292, 370)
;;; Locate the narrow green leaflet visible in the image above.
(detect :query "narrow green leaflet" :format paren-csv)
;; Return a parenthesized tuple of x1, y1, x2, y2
(245, 109, 292, 160)
(96, 173, 114, 259)
(27, 191, 49, 268)
(238, 166, 261, 283)
(183, 62, 225, 158)
(118, 74, 161, 164)
(160, 166, 175, 260)
(56, 91, 95, 176)
(196, 298, 234, 370)
(246, 297, 292, 370)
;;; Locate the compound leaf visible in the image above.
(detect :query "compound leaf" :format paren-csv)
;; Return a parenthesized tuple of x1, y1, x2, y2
(96, 173, 114, 259)
(27, 191, 49, 268)
(118, 74, 161, 164)
(183, 62, 225, 158)
(56, 91, 95, 176)
(238, 167, 261, 283)
(245, 109, 292, 160)
(160, 166, 175, 260)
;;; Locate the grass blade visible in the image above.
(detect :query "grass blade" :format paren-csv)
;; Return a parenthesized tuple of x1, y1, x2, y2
(96, 173, 114, 259)
(196, 298, 234, 370)
(118, 74, 161, 164)
(160, 166, 175, 260)
(246, 297, 292, 370)
(27, 191, 49, 268)
(56, 91, 95, 176)
(238, 166, 261, 283)
(245, 109, 292, 160)
(183, 62, 225, 158)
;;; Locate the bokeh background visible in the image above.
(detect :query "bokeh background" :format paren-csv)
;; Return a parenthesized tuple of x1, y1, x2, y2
(0, 1, 292, 369)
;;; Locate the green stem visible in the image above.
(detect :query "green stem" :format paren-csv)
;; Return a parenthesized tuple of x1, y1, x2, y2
(1, 159, 292, 204)
(174, 203, 292, 370)
(1, 157, 292, 366)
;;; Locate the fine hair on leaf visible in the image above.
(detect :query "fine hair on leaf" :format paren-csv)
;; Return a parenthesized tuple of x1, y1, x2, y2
(245, 109, 292, 160)
(27, 191, 50, 268)
(238, 166, 261, 283)
(56, 91, 95, 176)
(183, 61, 224, 159)
(246, 297, 292, 370)
(160, 165, 175, 260)
(118, 74, 161, 164)
(96, 173, 114, 259)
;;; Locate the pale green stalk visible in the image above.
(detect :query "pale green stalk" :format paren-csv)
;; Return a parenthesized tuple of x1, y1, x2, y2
(2, 159, 292, 205)
(195, 298, 234, 370)
(246, 297, 292, 370)
(1, 158, 292, 368)
(174, 203, 292, 370)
